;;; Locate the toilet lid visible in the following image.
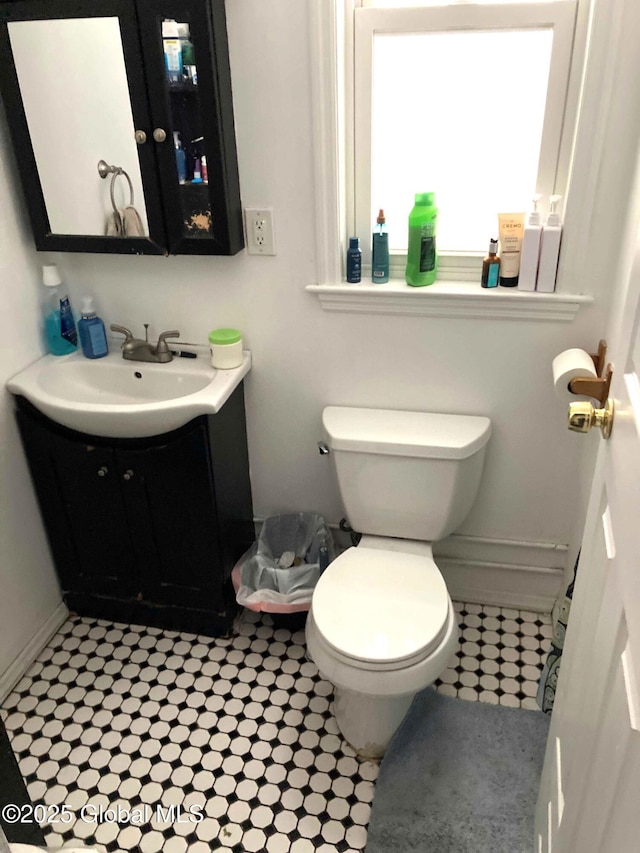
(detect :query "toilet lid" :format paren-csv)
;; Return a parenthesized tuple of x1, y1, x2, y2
(312, 547, 450, 666)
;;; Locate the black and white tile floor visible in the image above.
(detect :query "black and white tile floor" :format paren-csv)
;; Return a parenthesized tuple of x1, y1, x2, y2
(2, 603, 552, 852)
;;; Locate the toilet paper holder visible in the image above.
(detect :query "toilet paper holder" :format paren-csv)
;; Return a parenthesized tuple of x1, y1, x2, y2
(568, 339, 613, 407)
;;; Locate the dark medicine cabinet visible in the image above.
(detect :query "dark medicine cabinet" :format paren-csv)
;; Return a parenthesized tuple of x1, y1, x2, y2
(0, 0, 243, 255)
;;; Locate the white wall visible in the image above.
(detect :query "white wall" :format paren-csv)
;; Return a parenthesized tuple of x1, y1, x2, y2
(4, 0, 607, 624)
(39, 0, 608, 588)
(0, 100, 63, 695)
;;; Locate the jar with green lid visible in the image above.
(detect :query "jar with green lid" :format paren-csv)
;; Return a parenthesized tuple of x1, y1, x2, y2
(209, 328, 243, 369)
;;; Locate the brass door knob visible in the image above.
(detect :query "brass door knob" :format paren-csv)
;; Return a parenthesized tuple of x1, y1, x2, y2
(134, 130, 147, 145)
(153, 128, 167, 143)
(568, 398, 614, 439)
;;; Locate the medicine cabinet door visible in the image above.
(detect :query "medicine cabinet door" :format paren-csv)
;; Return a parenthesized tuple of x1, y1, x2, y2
(0, 0, 243, 256)
(134, 0, 243, 255)
(0, 0, 168, 254)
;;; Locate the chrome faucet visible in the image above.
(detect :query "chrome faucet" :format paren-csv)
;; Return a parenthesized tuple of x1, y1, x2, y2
(110, 324, 180, 363)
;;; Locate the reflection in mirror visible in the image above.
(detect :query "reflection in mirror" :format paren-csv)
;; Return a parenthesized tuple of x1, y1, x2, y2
(8, 17, 148, 237)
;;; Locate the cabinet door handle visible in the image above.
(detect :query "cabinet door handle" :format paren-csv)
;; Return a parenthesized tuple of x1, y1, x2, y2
(153, 128, 167, 143)
(97, 466, 109, 477)
(134, 130, 147, 145)
(123, 469, 135, 480)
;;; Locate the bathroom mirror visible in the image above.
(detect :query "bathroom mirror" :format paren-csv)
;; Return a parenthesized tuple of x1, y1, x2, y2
(8, 16, 150, 238)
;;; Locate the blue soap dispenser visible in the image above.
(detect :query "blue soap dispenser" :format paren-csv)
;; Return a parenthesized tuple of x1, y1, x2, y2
(42, 264, 78, 355)
(78, 297, 109, 359)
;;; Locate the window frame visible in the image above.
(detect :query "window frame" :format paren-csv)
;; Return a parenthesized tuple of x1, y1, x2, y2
(349, 1, 578, 279)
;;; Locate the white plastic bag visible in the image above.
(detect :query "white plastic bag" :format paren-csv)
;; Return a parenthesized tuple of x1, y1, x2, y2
(232, 513, 334, 613)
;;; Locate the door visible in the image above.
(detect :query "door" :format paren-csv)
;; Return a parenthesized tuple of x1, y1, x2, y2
(534, 144, 640, 853)
(117, 420, 226, 613)
(136, 0, 244, 255)
(0, 0, 167, 254)
(15, 405, 140, 599)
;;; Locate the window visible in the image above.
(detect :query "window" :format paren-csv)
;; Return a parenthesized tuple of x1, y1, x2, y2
(349, 0, 578, 278)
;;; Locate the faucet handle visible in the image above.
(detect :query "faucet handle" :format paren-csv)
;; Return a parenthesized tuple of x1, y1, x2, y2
(155, 329, 180, 355)
(110, 324, 134, 342)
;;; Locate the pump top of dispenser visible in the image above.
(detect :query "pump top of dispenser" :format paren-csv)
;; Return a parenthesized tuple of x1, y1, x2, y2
(42, 264, 62, 287)
(162, 19, 179, 37)
(376, 209, 386, 226)
(488, 238, 498, 254)
(527, 194, 542, 226)
(173, 131, 181, 148)
(80, 297, 97, 319)
(546, 195, 563, 226)
(415, 192, 435, 206)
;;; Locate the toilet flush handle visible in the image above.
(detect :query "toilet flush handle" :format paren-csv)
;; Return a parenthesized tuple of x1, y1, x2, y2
(317, 441, 331, 455)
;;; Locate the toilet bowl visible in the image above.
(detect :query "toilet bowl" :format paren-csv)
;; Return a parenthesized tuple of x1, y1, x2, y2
(307, 406, 491, 758)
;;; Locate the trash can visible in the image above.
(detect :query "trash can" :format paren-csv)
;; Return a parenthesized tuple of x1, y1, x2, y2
(232, 513, 335, 629)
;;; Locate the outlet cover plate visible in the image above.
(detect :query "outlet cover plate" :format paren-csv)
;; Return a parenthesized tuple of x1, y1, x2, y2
(245, 208, 276, 255)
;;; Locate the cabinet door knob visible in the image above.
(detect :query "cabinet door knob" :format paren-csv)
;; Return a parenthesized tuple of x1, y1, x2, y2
(134, 130, 147, 145)
(97, 466, 108, 477)
(153, 128, 167, 143)
(123, 469, 135, 480)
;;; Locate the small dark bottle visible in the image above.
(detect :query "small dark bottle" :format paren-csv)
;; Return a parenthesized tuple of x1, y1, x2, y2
(481, 238, 500, 288)
(346, 237, 362, 283)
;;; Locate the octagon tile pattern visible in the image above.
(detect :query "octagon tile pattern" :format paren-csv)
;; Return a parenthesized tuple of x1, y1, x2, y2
(2, 604, 551, 851)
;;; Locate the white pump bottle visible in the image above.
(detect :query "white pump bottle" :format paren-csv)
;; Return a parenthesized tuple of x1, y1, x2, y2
(536, 195, 563, 293)
(518, 194, 543, 292)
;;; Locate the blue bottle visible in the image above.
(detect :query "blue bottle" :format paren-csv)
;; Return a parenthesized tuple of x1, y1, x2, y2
(346, 237, 362, 283)
(371, 208, 389, 283)
(42, 264, 77, 356)
(78, 297, 109, 359)
(173, 132, 188, 184)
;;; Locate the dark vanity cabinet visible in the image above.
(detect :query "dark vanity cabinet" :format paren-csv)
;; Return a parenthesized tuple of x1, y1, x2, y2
(14, 385, 254, 637)
(0, 0, 243, 255)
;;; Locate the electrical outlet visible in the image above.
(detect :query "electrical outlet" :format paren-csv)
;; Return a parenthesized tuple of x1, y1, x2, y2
(245, 208, 276, 255)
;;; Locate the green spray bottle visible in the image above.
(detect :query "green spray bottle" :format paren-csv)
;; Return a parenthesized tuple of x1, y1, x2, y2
(405, 192, 438, 286)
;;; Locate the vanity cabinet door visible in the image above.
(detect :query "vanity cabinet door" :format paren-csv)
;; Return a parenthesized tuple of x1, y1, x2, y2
(15, 405, 140, 601)
(116, 421, 227, 615)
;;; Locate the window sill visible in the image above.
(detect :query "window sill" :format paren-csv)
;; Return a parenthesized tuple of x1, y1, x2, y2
(305, 280, 592, 322)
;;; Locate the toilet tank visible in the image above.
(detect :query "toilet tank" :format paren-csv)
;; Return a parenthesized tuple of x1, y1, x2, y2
(322, 407, 491, 542)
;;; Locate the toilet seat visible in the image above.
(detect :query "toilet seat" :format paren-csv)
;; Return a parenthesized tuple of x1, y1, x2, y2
(312, 546, 450, 671)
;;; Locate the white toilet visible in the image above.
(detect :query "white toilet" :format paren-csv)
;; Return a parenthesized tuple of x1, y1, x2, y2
(306, 406, 491, 759)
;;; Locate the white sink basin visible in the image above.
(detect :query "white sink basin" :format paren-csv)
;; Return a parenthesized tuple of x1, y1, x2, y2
(7, 349, 251, 438)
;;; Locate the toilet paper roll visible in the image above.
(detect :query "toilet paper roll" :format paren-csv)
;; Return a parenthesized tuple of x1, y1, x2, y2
(552, 348, 597, 400)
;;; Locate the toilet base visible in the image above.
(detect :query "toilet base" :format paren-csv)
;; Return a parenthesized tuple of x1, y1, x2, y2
(333, 686, 415, 760)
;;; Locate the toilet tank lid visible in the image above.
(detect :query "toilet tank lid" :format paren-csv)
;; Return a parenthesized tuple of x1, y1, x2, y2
(322, 406, 491, 460)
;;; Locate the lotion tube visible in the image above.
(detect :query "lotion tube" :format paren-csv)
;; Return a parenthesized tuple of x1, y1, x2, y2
(497, 213, 525, 286)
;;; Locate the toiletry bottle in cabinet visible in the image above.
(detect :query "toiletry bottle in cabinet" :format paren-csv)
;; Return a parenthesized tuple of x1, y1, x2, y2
(78, 297, 109, 359)
(173, 133, 187, 184)
(371, 209, 389, 283)
(481, 239, 500, 288)
(518, 195, 543, 291)
(162, 20, 183, 84)
(406, 193, 438, 287)
(346, 237, 362, 283)
(537, 195, 563, 293)
(42, 265, 77, 356)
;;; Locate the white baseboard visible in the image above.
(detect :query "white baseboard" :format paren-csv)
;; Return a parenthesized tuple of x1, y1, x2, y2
(434, 534, 566, 613)
(0, 602, 69, 704)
